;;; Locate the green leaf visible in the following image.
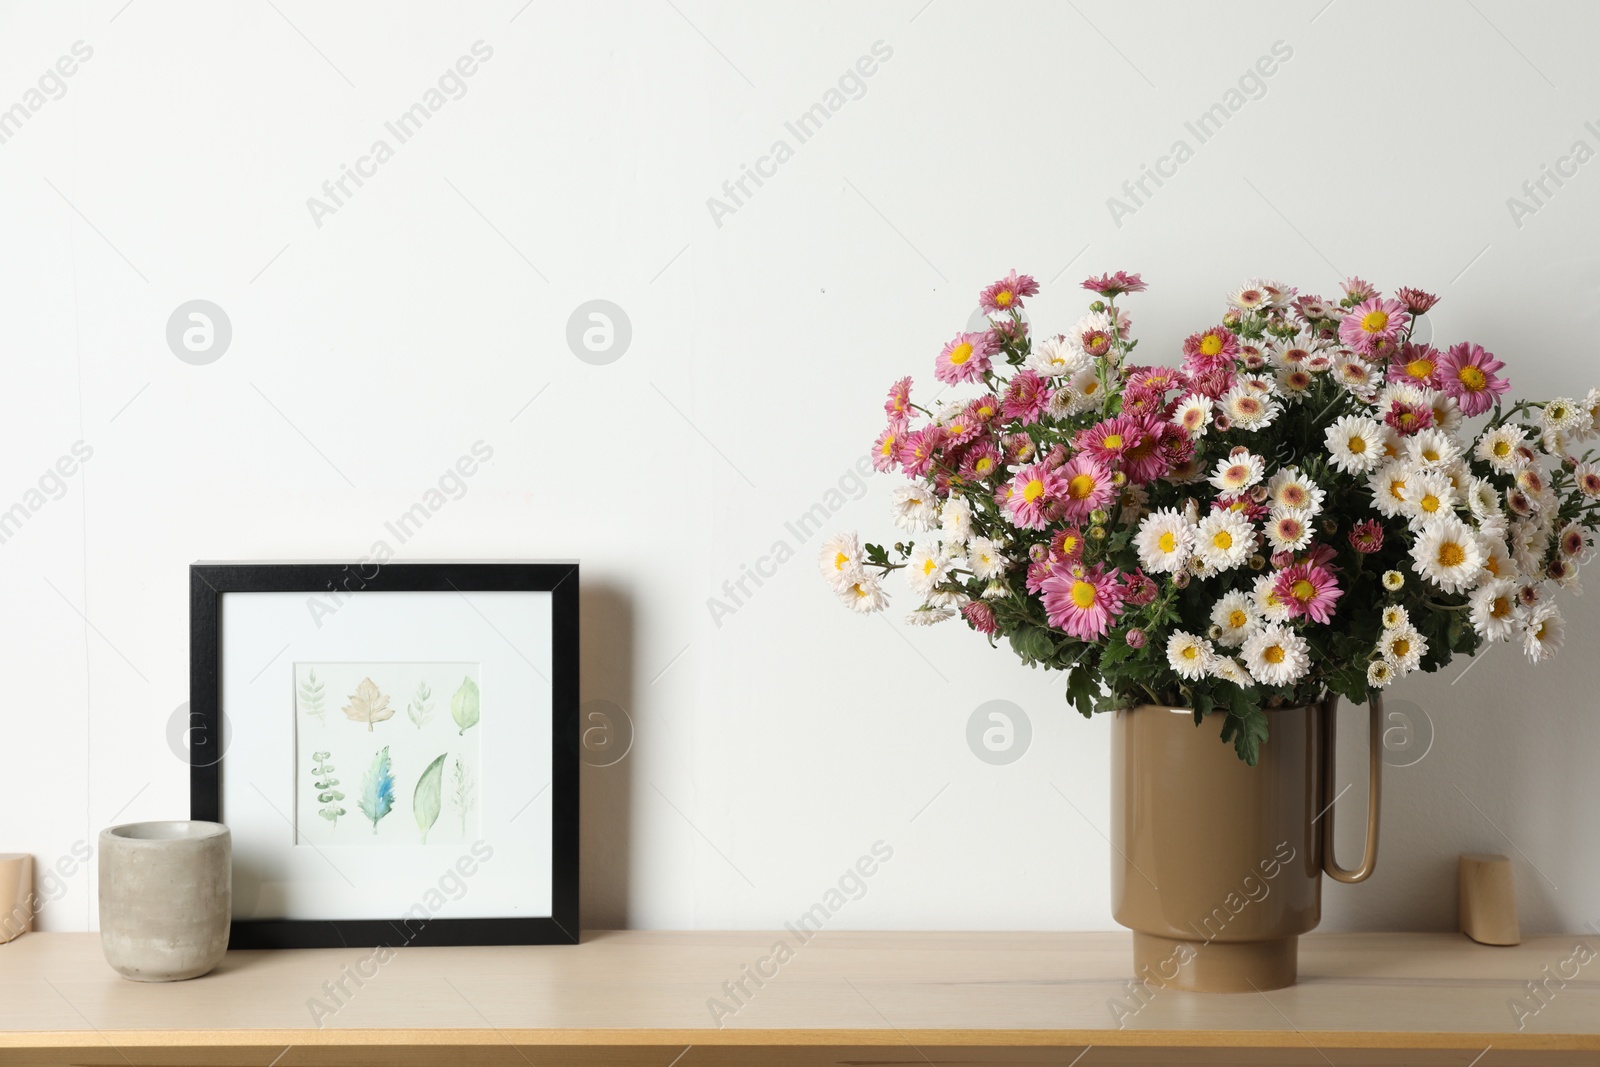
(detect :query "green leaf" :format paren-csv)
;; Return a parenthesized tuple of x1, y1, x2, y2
(864, 542, 890, 567)
(1219, 706, 1270, 766)
(451, 676, 481, 735)
(1008, 626, 1054, 666)
(413, 753, 447, 844)
(1065, 664, 1096, 717)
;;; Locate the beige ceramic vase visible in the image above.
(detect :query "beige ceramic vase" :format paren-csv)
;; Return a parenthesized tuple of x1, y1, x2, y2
(1110, 693, 1381, 992)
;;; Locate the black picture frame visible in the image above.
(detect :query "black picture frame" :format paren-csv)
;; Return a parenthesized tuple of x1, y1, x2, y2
(189, 561, 579, 949)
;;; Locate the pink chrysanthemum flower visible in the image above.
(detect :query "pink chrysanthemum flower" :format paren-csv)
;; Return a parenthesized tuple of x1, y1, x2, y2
(1127, 365, 1186, 395)
(1297, 294, 1335, 320)
(1076, 415, 1141, 467)
(1396, 287, 1440, 315)
(885, 376, 913, 420)
(941, 407, 983, 448)
(1041, 563, 1126, 641)
(1386, 342, 1443, 389)
(1273, 561, 1344, 625)
(979, 270, 1039, 314)
(1057, 454, 1114, 522)
(969, 394, 1001, 423)
(1341, 277, 1379, 302)
(872, 424, 904, 472)
(1002, 432, 1037, 464)
(1339, 297, 1410, 355)
(1120, 569, 1158, 607)
(1348, 519, 1385, 554)
(1181, 326, 1240, 377)
(896, 426, 945, 477)
(1384, 401, 1434, 437)
(1437, 342, 1510, 417)
(935, 331, 996, 385)
(962, 600, 998, 636)
(1051, 526, 1086, 563)
(1003, 461, 1067, 530)
(1001, 370, 1053, 424)
(1081, 270, 1147, 297)
(1125, 627, 1147, 650)
(1119, 416, 1171, 485)
(958, 440, 1002, 482)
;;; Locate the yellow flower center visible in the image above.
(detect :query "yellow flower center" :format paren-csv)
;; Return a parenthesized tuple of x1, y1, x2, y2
(1061, 534, 1079, 554)
(1420, 494, 1440, 513)
(948, 343, 973, 366)
(922, 558, 937, 576)
(1291, 579, 1315, 602)
(1158, 531, 1177, 553)
(1068, 474, 1095, 500)
(1535, 622, 1549, 641)
(1348, 435, 1368, 454)
(1458, 366, 1487, 391)
(1391, 638, 1410, 657)
(833, 552, 850, 571)
(1264, 645, 1286, 664)
(1181, 644, 1199, 660)
(1102, 434, 1123, 450)
(1361, 310, 1390, 333)
(1438, 542, 1466, 568)
(1212, 531, 1234, 550)
(1199, 334, 1223, 356)
(1491, 596, 1511, 619)
(1492, 439, 1511, 457)
(975, 457, 994, 475)
(995, 290, 1013, 306)
(1228, 609, 1248, 629)
(880, 436, 895, 456)
(1022, 478, 1046, 503)
(1070, 580, 1097, 609)
(1405, 358, 1434, 379)
(1421, 447, 1440, 462)
(1388, 479, 1407, 500)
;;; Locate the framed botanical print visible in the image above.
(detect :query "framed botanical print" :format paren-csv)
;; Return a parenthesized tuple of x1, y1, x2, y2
(189, 561, 578, 948)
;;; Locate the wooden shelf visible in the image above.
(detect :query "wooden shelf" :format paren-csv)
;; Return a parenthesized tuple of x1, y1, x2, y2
(1, 930, 1597, 1065)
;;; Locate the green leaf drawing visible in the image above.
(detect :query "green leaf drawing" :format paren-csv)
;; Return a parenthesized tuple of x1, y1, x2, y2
(450, 676, 480, 736)
(414, 753, 446, 844)
(407, 679, 433, 728)
(312, 750, 345, 828)
(299, 670, 326, 724)
(451, 755, 476, 837)
(342, 677, 395, 732)
(358, 746, 396, 833)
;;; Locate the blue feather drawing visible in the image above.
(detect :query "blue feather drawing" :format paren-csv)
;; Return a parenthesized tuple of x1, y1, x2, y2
(358, 746, 396, 833)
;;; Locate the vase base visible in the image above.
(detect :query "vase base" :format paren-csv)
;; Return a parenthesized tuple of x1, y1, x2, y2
(1132, 931, 1297, 992)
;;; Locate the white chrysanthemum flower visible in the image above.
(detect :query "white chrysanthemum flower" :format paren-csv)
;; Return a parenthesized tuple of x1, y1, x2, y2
(1521, 603, 1565, 662)
(1466, 478, 1502, 523)
(1324, 414, 1386, 475)
(1406, 428, 1461, 469)
(1577, 460, 1600, 499)
(1273, 336, 1319, 367)
(1558, 521, 1590, 562)
(1166, 630, 1213, 680)
(1228, 283, 1269, 310)
(1195, 510, 1255, 571)
(1469, 578, 1518, 642)
(981, 578, 1008, 600)
(1411, 515, 1484, 594)
(1208, 452, 1266, 497)
(1057, 366, 1106, 415)
(1585, 387, 1600, 435)
(1134, 508, 1194, 575)
(1478, 534, 1515, 584)
(1542, 397, 1586, 436)
(1382, 570, 1405, 591)
(905, 605, 955, 626)
(892, 482, 940, 532)
(1334, 354, 1379, 398)
(818, 532, 864, 590)
(1243, 623, 1311, 687)
(1252, 571, 1292, 622)
(1067, 310, 1118, 358)
(925, 586, 970, 610)
(1265, 508, 1314, 552)
(1214, 656, 1254, 686)
(1275, 364, 1314, 399)
(1380, 605, 1409, 630)
(1220, 384, 1280, 431)
(939, 496, 974, 547)
(1367, 659, 1396, 688)
(1210, 590, 1261, 648)
(1428, 392, 1463, 435)
(1027, 333, 1090, 378)
(1173, 393, 1212, 437)
(1378, 623, 1426, 673)
(1369, 460, 1415, 519)
(1401, 469, 1457, 529)
(1510, 520, 1550, 577)
(967, 536, 1008, 580)
(1266, 466, 1325, 516)
(1475, 425, 1529, 473)
(837, 575, 888, 613)
(905, 543, 953, 596)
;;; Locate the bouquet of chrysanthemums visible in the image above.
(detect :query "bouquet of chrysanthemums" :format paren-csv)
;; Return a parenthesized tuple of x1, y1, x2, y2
(821, 270, 1600, 762)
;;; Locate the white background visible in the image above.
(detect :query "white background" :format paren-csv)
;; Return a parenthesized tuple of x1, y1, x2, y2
(3, 0, 1599, 938)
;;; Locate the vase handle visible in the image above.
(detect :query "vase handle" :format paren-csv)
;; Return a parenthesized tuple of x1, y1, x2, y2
(1320, 692, 1382, 884)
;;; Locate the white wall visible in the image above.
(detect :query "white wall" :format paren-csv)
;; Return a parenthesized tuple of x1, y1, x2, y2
(4, 0, 1599, 937)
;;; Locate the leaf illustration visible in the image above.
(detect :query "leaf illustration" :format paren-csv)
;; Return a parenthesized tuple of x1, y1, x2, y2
(407, 679, 433, 728)
(451, 755, 476, 836)
(312, 751, 345, 829)
(299, 670, 326, 723)
(358, 746, 396, 833)
(414, 753, 447, 844)
(450, 676, 480, 736)
(342, 677, 395, 732)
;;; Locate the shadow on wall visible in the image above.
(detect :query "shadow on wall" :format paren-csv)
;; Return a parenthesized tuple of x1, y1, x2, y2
(579, 582, 632, 928)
